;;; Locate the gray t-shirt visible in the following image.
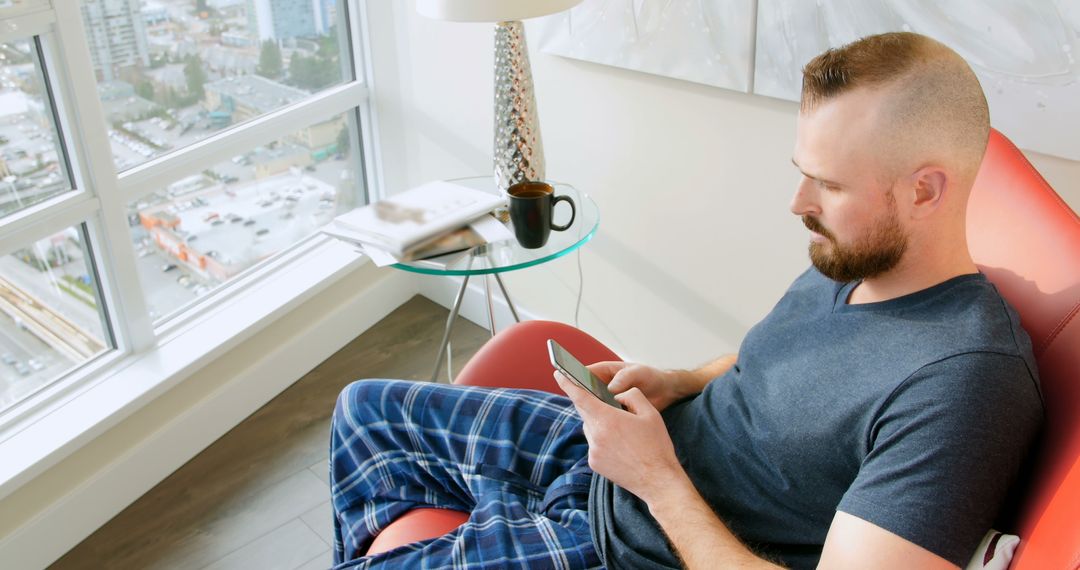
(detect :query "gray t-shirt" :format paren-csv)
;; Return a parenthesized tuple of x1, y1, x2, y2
(588, 268, 1043, 569)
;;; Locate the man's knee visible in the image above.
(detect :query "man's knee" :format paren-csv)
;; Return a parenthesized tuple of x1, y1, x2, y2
(334, 378, 407, 424)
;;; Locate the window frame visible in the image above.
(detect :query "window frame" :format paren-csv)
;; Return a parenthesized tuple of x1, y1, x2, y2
(0, 0, 384, 452)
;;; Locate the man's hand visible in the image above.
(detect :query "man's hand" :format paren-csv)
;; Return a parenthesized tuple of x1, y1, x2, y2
(555, 368, 783, 569)
(554, 369, 683, 504)
(587, 361, 685, 412)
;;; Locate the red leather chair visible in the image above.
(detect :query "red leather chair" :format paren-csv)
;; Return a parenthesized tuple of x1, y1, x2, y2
(367, 129, 1080, 568)
(966, 130, 1080, 569)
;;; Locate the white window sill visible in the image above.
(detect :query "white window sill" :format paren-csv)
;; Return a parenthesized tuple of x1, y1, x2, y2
(0, 237, 367, 502)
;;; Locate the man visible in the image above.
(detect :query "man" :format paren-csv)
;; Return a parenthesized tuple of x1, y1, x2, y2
(330, 32, 1043, 569)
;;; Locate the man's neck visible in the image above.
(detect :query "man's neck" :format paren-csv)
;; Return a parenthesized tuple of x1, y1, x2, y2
(846, 254, 979, 305)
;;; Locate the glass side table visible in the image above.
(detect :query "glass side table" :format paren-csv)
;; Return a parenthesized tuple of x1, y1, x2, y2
(391, 176, 599, 382)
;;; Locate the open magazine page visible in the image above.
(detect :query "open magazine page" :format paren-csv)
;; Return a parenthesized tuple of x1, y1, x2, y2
(324, 214, 513, 269)
(332, 181, 506, 255)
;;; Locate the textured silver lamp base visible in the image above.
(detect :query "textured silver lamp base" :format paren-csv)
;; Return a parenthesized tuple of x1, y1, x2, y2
(494, 21, 545, 193)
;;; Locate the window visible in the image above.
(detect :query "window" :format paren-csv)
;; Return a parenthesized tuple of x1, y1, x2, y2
(87, 0, 353, 172)
(0, 0, 372, 420)
(0, 226, 110, 410)
(0, 38, 72, 217)
(129, 110, 362, 321)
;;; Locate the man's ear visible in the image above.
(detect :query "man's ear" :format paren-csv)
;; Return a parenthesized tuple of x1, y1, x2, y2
(909, 166, 948, 218)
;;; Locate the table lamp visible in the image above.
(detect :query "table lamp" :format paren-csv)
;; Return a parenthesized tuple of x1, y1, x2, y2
(417, 0, 583, 193)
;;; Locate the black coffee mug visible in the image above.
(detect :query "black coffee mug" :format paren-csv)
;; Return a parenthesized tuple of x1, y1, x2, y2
(507, 181, 576, 249)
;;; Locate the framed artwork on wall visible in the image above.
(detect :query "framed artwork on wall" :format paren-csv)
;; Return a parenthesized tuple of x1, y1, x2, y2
(537, 0, 1080, 162)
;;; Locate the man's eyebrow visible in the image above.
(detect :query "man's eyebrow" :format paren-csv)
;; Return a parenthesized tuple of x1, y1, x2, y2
(791, 158, 843, 187)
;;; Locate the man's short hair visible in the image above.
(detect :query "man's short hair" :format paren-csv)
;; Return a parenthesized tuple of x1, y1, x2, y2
(800, 32, 990, 185)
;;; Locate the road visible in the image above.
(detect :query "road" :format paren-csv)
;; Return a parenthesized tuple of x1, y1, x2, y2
(0, 309, 76, 411)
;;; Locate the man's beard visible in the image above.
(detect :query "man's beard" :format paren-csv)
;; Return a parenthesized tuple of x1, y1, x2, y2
(803, 202, 908, 283)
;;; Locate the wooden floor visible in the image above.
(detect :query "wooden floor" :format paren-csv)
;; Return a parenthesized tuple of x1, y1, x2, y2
(51, 296, 491, 570)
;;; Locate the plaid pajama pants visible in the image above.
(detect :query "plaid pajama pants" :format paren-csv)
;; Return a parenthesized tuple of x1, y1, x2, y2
(330, 379, 603, 569)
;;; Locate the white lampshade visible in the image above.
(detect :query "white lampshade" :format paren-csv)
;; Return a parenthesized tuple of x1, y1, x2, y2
(416, 0, 582, 22)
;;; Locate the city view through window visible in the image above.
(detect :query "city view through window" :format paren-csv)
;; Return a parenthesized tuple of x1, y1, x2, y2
(0, 38, 72, 219)
(90, 0, 350, 171)
(1, 0, 365, 414)
(129, 110, 360, 320)
(1, 228, 109, 411)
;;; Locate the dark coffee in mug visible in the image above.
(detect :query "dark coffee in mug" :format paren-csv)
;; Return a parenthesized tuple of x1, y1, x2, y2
(507, 181, 576, 249)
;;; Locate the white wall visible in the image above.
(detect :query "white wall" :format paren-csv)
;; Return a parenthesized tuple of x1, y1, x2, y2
(384, 1, 1080, 368)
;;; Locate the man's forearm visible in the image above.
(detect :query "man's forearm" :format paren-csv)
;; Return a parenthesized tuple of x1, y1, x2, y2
(670, 354, 737, 398)
(646, 469, 785, 570)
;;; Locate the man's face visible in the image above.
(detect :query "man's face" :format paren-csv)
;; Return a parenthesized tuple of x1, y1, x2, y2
(791, 89, 909, 283)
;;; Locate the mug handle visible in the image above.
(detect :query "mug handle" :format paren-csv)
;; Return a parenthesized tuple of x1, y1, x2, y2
(550, 195, 576, 231)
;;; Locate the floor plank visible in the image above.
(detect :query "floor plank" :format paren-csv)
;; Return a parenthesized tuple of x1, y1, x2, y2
(49, 295, 489, 569)
(202, 519, 326, 570)
(294, 551, 333, 570)
(299, 500, 334, 548)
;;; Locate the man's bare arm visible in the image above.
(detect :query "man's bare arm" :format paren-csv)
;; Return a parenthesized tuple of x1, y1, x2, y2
(668, 353, 738, 398)
(645, 462, 785, 569)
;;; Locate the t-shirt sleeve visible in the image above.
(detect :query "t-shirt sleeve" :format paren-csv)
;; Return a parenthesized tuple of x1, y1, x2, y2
(836, 352, 1042, 567)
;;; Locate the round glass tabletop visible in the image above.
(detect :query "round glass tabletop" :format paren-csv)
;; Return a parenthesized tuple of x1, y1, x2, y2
(392, 176, 599, 276)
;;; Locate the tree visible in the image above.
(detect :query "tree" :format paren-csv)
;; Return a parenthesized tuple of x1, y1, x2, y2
(256, 40, 283, 79)
(135, 80, 155, 100)
(184, 54, 206, 100)
(336, 126, 350, 157)
(288, 50, 339, 90)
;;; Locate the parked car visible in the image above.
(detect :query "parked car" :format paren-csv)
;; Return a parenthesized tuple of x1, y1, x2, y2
(255, 228, 270, 236)
(14, 362, 30, 376)
(161, 263, 178, 272)
(2, 353, 15, 365)
(27, 358, 44, 371)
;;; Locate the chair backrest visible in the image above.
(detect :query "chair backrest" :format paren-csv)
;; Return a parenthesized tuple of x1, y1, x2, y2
(966, 129, 1080, 570)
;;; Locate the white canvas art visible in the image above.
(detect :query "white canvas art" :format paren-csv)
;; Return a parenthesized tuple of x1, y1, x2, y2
(535, 0, 757, 93)
(754, 0, 1080, 161)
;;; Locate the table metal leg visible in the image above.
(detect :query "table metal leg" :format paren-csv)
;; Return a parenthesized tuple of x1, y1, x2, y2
(431, 245, 476, 382)
(431, 273, 469, 382)
(484, 274, 496, 337)
(493, 273, 521, 323)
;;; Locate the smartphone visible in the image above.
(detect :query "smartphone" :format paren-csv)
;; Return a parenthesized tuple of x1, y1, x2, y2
(547, 339, 623, 409)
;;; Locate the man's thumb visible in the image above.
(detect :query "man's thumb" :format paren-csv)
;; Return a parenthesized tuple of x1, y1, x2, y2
(615, 387, 652, 414)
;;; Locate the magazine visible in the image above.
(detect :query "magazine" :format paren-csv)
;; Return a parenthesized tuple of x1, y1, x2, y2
(332, 181, 506, 256)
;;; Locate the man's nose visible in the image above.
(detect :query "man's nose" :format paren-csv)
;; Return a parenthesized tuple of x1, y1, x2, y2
(790, 177, 820, 217)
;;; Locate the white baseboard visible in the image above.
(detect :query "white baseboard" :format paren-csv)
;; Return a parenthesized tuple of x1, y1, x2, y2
(0, 268, 418, 570)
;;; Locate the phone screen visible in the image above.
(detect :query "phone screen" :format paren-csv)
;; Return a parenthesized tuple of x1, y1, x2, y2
(548, 340, 622, 408)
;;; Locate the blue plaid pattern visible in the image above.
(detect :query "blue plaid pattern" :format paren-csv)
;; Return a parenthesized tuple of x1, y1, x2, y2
(330, 379, 602, 569)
